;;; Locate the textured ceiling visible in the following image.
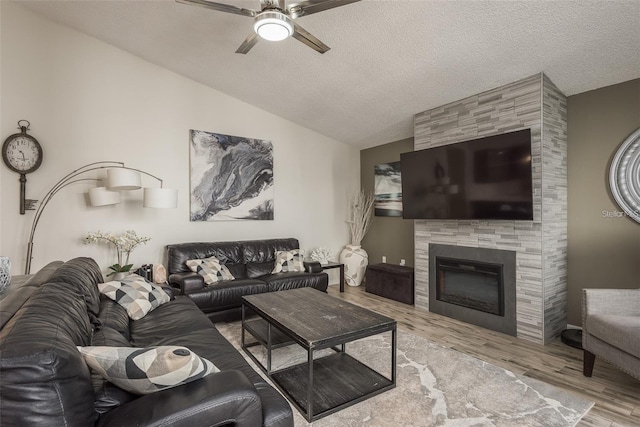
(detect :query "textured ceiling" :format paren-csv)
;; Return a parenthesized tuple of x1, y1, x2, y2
(13, 0, 640, 148)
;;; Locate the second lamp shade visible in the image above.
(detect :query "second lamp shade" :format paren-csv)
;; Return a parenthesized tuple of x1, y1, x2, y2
(107, 168, 142, 190)
(143, 187, 178, 208)
(89, 187, 120, 206)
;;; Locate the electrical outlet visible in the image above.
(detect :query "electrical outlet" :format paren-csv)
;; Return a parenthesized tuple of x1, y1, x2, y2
(382, 256, 387, 263)
(400, 259, 406, 266)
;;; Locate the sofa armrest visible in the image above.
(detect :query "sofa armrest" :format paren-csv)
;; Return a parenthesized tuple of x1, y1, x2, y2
(168, 272, 205, 294)
(304, 261, 322, 273)
(160, 285, 175, 300)
(582, 288, 640, 327)
(96, 370, 262, 427)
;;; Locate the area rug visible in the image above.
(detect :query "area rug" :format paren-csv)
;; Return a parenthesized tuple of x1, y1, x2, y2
(216, 322, 593, 426)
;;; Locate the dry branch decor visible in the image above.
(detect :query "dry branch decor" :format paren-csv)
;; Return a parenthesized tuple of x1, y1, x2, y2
(347, 190, 375, 246)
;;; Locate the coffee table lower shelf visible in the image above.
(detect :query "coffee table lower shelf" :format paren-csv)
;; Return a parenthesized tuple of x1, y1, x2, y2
(270, 352, 394, 421)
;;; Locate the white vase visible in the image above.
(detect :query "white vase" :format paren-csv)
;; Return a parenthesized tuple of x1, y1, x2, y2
(339, 245, 368, 287)
(0, 257, 10, 293)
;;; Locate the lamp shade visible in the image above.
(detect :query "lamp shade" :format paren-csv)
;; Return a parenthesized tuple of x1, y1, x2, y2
(143, 187, 177, 208)
(107, 168, 142, 190)
(89, 187, 121, 206)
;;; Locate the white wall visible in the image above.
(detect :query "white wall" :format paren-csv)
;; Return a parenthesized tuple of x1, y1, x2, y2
(1, 2, 359, 276)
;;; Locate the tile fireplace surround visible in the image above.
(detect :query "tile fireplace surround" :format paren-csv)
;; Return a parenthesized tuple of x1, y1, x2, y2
(414, 73, 567, 344)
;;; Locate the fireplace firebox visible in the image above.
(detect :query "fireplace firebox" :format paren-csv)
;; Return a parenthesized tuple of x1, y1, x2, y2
(429, 244, 516, 336)
(436, 257, 504, 316)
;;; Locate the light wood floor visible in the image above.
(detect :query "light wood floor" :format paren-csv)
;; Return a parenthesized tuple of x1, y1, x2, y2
(326, 285, 640, 427)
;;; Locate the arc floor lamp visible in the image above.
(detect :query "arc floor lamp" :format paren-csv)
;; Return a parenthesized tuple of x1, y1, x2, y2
(24, 161, 178, 274)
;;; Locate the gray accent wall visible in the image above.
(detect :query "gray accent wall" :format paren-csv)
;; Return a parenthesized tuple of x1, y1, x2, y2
(413, 73, 568, 344)
(566, 78, 640, 326)
(361, 138, 415, 267)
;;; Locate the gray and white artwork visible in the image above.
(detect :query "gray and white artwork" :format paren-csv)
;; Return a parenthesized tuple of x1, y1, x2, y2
(190, 130, 274, 221)
(374, 162, 402, 217)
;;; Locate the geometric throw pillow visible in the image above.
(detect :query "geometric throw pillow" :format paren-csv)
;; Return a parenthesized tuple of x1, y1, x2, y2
(77, 345, 219, 395)
(272, 249, 305, 273)
(98, 274, 170, 320)
(186, 256, 234, 285)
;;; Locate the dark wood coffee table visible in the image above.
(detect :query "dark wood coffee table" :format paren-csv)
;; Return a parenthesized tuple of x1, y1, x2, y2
(241, 287, 396, 422)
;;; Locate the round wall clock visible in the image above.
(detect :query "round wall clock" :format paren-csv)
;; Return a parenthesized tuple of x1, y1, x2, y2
(2, 120, 43, 214)
(2, 120, 43, 174)
(609, 127, 640, 224)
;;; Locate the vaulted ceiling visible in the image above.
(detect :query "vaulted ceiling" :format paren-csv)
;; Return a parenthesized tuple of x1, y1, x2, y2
(14, 0, 640, 148)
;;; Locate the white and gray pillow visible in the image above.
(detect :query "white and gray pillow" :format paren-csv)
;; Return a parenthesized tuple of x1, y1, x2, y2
(77, 345, 219, 395)
(186, 256, 234, 285)
(272, 249, 305, 273)
(98, 274, 170, 320)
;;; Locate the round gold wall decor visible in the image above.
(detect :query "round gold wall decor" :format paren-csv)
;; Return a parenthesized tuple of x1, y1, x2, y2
(609, 128, 640, 224)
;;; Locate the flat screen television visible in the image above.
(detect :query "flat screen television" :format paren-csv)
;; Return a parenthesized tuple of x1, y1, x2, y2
(400, 129, 533, 220)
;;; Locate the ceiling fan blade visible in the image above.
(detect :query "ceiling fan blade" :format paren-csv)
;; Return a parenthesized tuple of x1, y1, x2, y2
(291, 22, 330, 53)
(176, 0, 257, 17)
(288, 0, 360, 17)
(235, 32, 260, 54)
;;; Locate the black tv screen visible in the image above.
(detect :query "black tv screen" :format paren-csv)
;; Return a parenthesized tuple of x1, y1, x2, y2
(400, 129, 533, 220)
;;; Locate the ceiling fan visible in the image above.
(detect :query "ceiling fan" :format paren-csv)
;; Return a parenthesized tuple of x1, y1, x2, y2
(176, 0, 360, 54)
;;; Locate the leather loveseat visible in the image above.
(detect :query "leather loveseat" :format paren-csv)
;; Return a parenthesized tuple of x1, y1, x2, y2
(167, 238, 328, 322)
(0, 257, 293, 427)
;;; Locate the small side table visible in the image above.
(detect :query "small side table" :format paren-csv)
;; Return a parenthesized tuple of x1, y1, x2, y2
(320, 262, 345, 292)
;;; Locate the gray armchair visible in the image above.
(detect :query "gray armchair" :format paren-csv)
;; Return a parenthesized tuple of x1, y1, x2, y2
(582, 288, 640, 380)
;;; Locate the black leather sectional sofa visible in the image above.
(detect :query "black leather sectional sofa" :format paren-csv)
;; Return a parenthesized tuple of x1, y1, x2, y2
(167, 238, 328, 322)
(0, 257, 293, 427)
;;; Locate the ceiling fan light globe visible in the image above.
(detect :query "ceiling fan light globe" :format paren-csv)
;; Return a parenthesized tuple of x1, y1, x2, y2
(254, 12, 293, 41)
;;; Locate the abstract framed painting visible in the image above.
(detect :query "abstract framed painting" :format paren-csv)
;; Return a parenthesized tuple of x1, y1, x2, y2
(374, 162, 402, 217)
(190, 130, 274, 221)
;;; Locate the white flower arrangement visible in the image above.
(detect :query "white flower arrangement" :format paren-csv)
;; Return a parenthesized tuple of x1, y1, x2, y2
(84, 230, 151, 276)
(310, 247, 334, 265)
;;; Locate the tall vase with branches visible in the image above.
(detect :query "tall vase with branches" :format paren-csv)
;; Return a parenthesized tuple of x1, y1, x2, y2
(340, 190, 375, 286)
